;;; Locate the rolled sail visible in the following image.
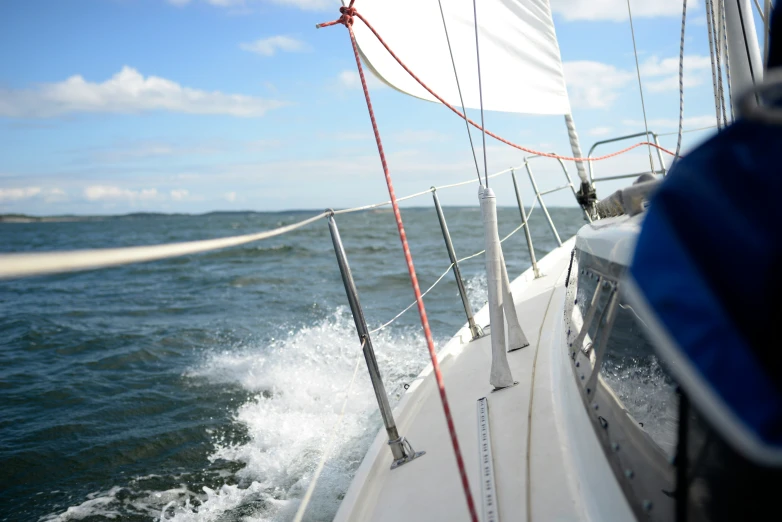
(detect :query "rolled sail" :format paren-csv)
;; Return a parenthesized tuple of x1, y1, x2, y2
(350, 0, 571, 115)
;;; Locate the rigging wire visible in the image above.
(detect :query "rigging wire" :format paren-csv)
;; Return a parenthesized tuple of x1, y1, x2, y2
(472, 0, 490, 187)
(346, 9, 675, 163)
(675, 0, 688, 160)
(721, 0, 736, 121)
(626, 0, 656, 171)
(437, 0, 482, 186)
(706, 0, 725, 129)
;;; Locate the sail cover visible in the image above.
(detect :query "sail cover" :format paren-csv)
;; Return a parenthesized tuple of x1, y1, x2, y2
(349, 0, 571, 115)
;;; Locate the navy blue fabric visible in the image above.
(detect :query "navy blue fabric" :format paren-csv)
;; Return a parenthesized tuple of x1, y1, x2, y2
(630, 119, 782, 451)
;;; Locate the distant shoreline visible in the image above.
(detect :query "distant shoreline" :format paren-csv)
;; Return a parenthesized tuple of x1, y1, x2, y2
(0, 206, 574, 223)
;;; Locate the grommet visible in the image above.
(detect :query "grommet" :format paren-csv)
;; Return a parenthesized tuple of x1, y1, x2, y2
(575, 361, 580, 367)
(611, 442, 620, 452)
(642, 501, 653, 512)
(625, 469, 634, 479)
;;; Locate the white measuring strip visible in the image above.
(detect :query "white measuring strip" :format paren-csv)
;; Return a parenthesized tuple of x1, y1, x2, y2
(477, 397, 499, 522)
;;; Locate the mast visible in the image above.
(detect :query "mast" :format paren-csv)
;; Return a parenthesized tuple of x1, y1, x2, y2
(722, 0, 764, 111)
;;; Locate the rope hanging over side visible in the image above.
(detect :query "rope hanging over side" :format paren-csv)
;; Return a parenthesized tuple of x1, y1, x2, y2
(319, 8, 675, 164)
(318, 4, 480, 521)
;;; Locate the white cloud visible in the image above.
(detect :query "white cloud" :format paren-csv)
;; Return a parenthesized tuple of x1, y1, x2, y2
(551, 0, 698, 22)
(240, 36, 308, 57)
(338, 70, 387, 91)
(84, 186, 160, 202)
(0, 187, 68, 203)
(564, 54, 713, 108)
(564, 61, 634, 109)
(170, 189, 190, 200)
(224, 191, 237, 202)
(0, 187, 42, 202)
(0, 66, 285, 118)
(45, 188, 68, 203)
(587, 127, 613, 136)
(640, 55, 712, 92)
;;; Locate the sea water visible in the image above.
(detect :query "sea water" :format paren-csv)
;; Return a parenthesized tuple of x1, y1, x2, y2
(0, 207, 584, 521)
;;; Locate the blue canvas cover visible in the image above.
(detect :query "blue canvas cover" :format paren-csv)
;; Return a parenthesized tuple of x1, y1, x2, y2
(629, 119, 782, 464)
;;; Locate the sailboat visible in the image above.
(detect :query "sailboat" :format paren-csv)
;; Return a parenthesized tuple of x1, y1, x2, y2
(1, 1, 779, 521)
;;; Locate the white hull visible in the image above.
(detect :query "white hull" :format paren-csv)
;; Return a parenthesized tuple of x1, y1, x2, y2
(335, 238, 633, 521)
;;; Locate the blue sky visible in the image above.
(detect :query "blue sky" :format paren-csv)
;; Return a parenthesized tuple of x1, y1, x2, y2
(0, 0, 764, 215)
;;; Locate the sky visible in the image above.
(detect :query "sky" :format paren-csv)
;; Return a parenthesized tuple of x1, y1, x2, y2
(0, 0, 766, 215)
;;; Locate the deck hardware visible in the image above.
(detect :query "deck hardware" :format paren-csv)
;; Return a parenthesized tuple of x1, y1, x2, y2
(625, 469, 635, 479)
(511, 169, 541, 278)
(598, 416, 608, 429)
(328, 215, 424, 470)
(612, 443, 620, 452)
(643, 500, 653, 512)
(587, 130, 667, 184)
(432, 189, 483, 340)
(593, 404, 599, 410)
(477, 398, 499, 522)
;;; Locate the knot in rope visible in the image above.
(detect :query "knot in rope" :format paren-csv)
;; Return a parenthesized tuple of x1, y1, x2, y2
(339, 5, 356, 26)
(316, 1, 357, 29)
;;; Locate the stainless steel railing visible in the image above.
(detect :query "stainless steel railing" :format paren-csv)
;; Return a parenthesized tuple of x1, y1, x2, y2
(0, 161, 555, 468)
(587, 131, 668, 185)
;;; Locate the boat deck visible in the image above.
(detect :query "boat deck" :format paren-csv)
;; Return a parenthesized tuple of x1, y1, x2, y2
(335, 238, 631, 521)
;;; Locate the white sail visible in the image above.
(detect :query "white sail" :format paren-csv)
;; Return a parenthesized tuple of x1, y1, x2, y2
(350, 0, 571, 115)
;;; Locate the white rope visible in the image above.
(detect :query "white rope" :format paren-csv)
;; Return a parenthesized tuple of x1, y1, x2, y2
(675, 0, 688, 159)
(291, 339, 364, 522)
(332, 188, 433, 216)
(0, 162, 534, 280)
(0, 212, 328, 280)
(369, 263, 453, 334)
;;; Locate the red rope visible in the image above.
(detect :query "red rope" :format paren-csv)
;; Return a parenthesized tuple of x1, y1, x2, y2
(321, 8, 676, 163)
(319, 4, 480, 522)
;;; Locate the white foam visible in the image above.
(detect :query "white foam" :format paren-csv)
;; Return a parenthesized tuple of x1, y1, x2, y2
(172, 309, 430, 521)
(43, 310, 432, 521)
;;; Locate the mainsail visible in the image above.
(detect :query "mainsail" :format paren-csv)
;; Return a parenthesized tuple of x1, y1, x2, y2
(349, 0, 571, 115)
